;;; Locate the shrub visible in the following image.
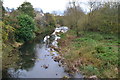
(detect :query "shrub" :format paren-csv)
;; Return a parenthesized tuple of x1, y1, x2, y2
(15, 14, 36, 42)
(1, 22, 15, 42)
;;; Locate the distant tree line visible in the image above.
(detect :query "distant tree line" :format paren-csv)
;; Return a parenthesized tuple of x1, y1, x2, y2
(57, 1, 119, 36)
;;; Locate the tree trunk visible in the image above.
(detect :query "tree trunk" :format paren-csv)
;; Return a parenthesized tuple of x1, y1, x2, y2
(76, 31, 79, 37)
(75, 25, 79, 37)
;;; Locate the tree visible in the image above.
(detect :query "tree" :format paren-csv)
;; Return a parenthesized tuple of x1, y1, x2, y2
(15, 14, 36, 42)
(44, 13, 56, 27)
(34, 10, 44, 29)
(98, 2, 119, 33)
(55, 15, 65, 26)
(84, 1, 119, 33)
(2, 6, 5, 19)
(64, 1, 85, 36)
(18, 2, 35, 18)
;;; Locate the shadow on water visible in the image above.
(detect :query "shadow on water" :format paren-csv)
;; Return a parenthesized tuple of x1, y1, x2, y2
(18, 42, 36, 71)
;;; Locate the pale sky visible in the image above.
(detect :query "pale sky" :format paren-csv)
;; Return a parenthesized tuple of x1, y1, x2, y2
(3, 0, 90, 13)
(2, 0, 118, 14)
(3, 0, 69, 12)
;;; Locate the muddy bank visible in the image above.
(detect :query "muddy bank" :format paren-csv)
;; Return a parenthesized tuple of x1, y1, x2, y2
(50, 40, 82, 74)
(48, 27, 83, 77)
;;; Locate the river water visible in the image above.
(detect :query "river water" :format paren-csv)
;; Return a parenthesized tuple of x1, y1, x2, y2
(7, 27, 83, 78)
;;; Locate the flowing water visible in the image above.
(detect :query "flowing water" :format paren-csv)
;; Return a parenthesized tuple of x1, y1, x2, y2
(7, 26, 83, 78)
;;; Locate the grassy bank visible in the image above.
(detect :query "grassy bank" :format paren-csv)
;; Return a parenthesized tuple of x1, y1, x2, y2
(2, 42, 22, 78)
(58, 30, 119, 78)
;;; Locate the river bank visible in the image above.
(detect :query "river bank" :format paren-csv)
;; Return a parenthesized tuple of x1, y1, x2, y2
(2, 42, 22, 78)
(57, 30, 119, 78)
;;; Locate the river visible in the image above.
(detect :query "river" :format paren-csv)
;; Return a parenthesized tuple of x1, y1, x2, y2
(7, 26, 83, 78)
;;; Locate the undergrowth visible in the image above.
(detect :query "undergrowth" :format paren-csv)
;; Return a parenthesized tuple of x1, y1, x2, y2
(59, 30, 119, 78)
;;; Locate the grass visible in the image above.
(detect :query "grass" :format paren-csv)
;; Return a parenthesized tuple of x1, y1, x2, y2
(58, 30, 119, 78)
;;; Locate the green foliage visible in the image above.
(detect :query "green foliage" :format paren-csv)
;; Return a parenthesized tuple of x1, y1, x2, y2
(95, 45, 118, 65)
(3, 14, 20, 29)
(81, 65, 100, 76)
(1, 22, 15, 42)
(15, 14, 36, 42)
(17, 14, 36, 31)
(18, 2, 35, 18)
(79, 32, 118, 77)
(60, 33, 66, 39)
(15, 28, 36, 42)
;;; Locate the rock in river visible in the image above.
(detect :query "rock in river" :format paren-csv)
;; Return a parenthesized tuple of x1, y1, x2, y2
(43, 64, 49, 69)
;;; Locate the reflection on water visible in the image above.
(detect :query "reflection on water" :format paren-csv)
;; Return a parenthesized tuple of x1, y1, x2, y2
(7, 27, 83, 78)
(18, 42, 36, 71)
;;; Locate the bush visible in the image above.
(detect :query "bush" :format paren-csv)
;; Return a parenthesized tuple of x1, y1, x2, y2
(1, 22, 15, 43)
(15, 14, 36, 42)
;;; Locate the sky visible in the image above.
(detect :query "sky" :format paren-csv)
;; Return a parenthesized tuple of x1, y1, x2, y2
(2, 0, 118, 14)
(3, 0, 90, 14)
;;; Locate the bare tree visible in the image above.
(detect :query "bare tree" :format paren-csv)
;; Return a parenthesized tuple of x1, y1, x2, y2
(64, 0, 84, 36)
